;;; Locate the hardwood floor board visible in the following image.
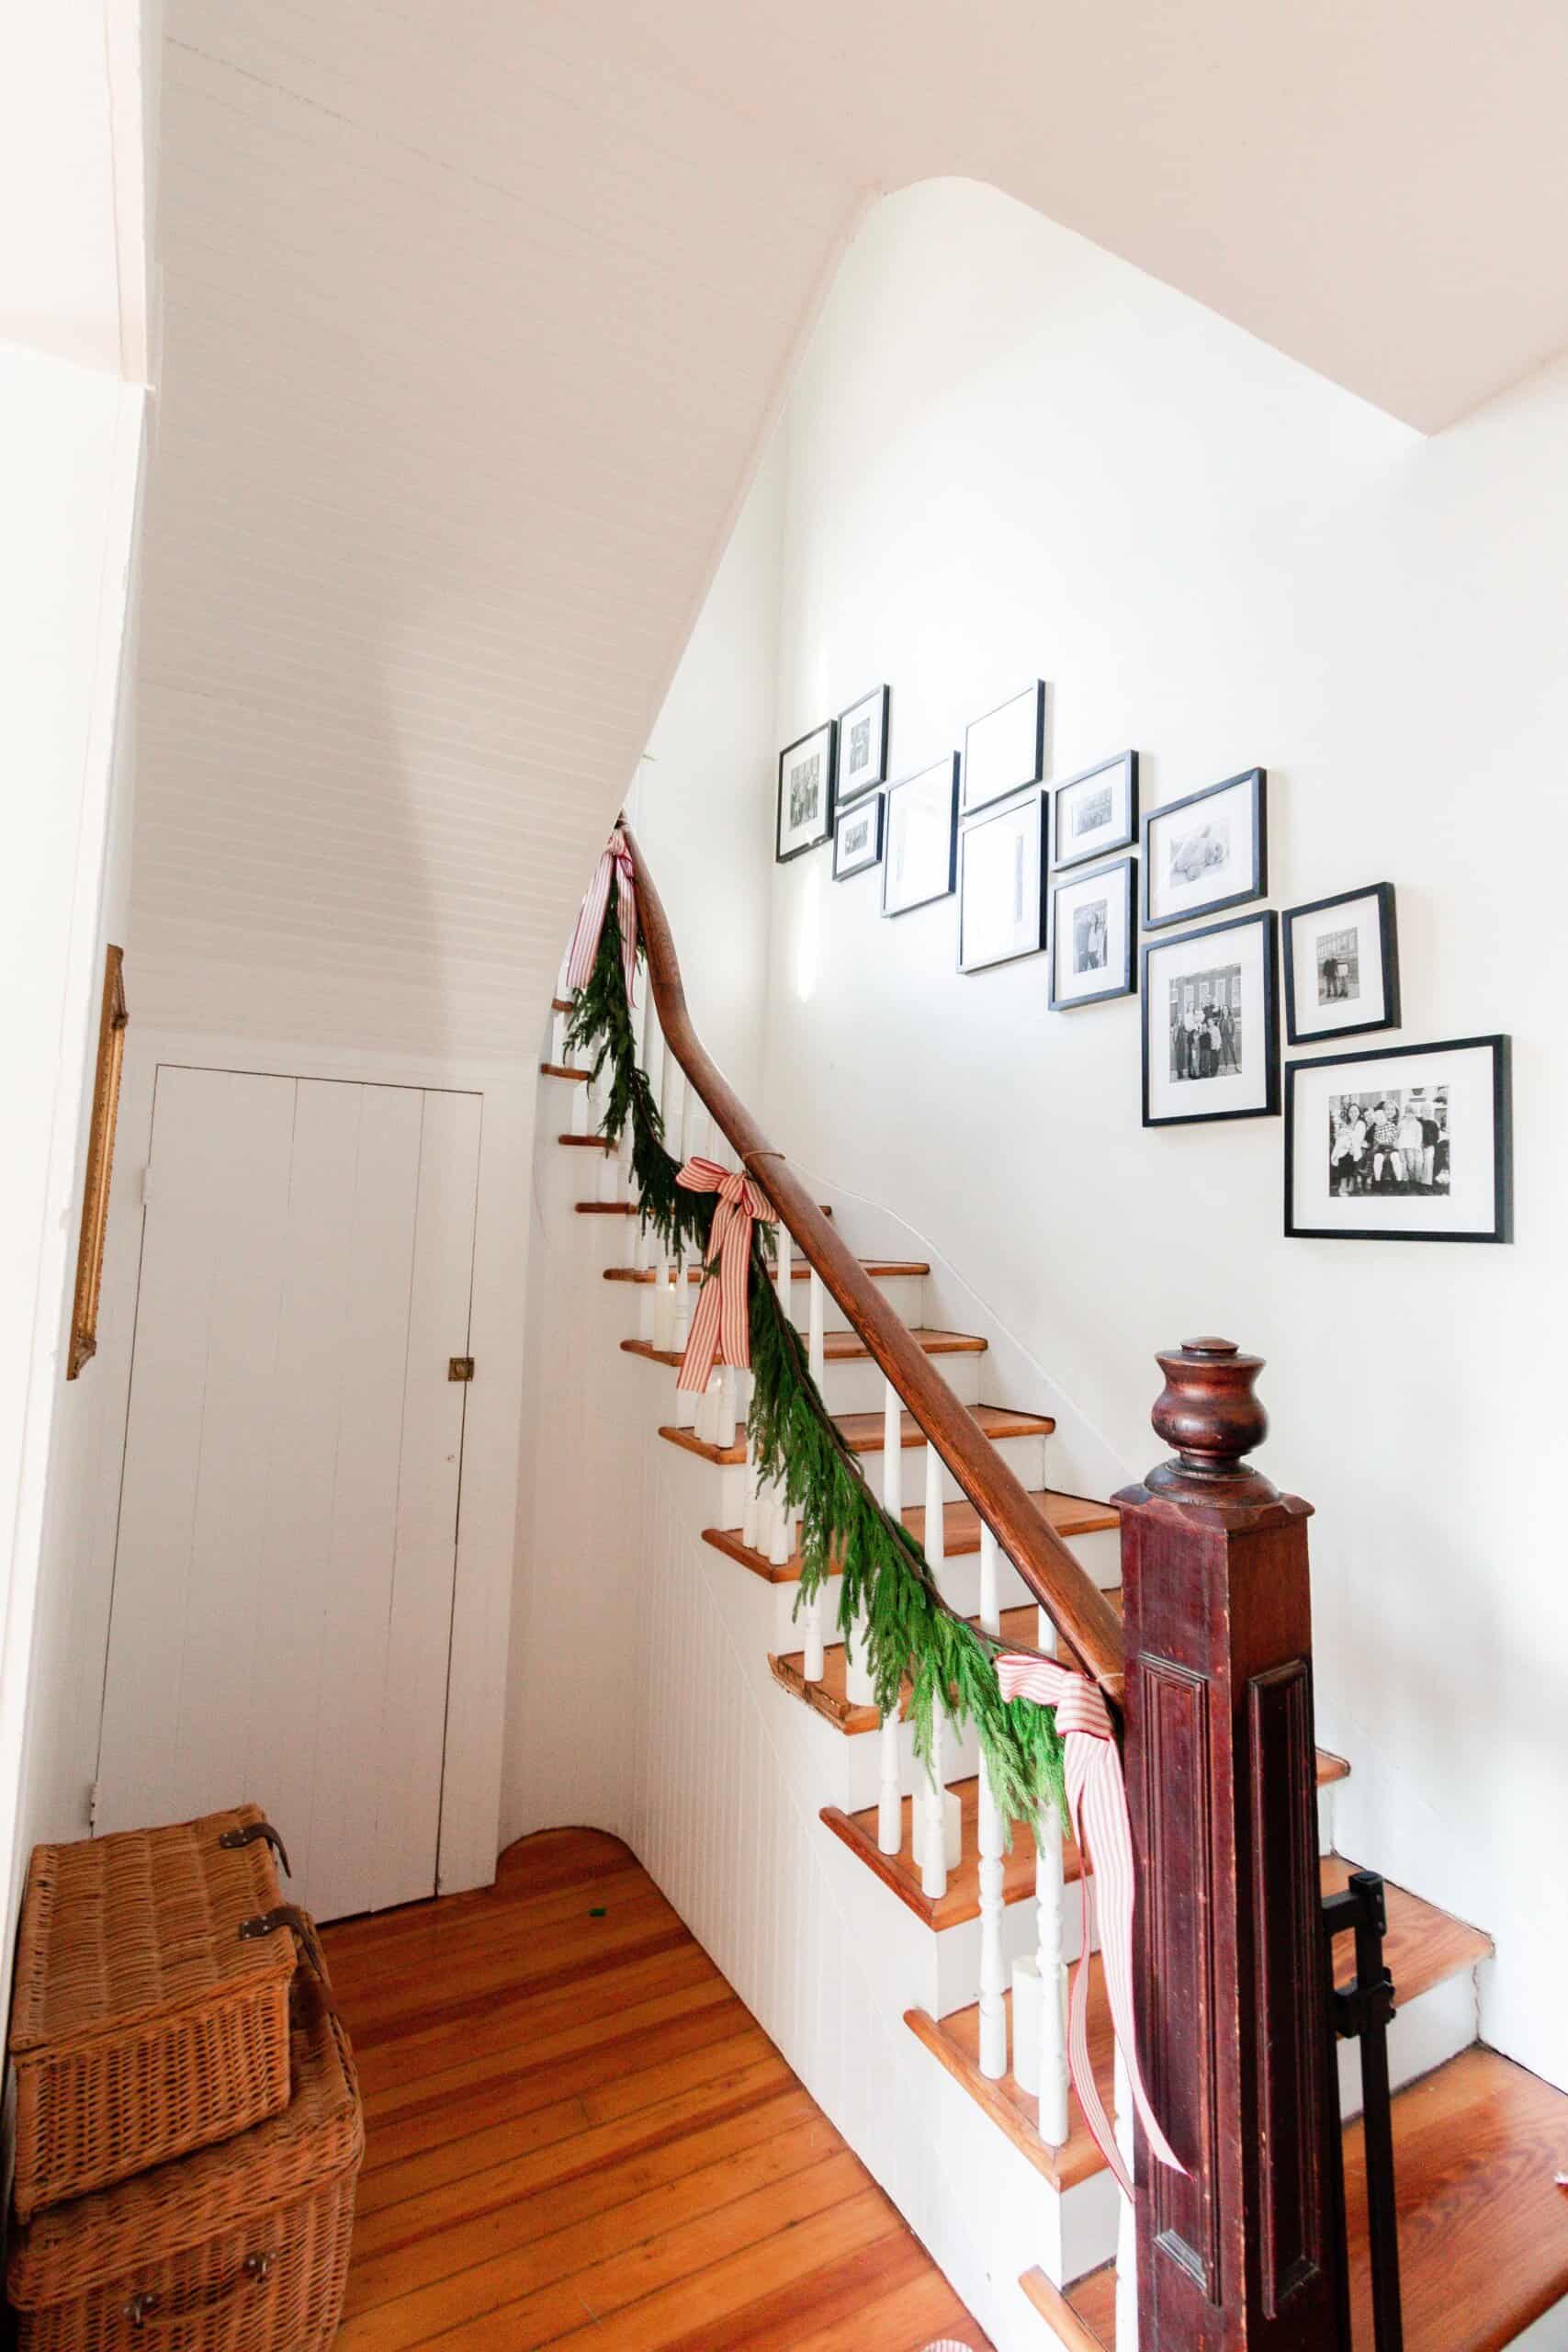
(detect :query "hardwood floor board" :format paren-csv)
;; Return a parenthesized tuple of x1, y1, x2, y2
(344, 2081, 816, 2315)
(336, 1828, 986, 2347)
(335, 2109, 840, 2350)
(358, 2023, 769, 2212)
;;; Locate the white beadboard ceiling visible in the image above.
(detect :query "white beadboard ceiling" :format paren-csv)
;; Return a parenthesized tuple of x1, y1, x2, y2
(133, 0, 1568, 1058)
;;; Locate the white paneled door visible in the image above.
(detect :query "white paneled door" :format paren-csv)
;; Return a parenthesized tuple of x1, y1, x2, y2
(96, 1067, 481, 1921)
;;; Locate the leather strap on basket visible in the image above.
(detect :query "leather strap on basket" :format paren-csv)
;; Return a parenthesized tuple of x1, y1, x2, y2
(237, 1904, 338, 2019)
(125, 2251, 276, 2329)
(219, 1818, 292, 1877)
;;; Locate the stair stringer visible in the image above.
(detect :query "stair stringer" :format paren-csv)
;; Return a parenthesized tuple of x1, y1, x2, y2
(623, 1430, 1105, 2348)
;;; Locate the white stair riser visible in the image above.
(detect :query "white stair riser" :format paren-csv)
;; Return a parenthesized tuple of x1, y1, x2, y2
(784, 1273, 928, 1330)
(716, 1430, 1052, 1521)
(766, 1537, 1116, 1654)
(660, 1349, 984, 1422)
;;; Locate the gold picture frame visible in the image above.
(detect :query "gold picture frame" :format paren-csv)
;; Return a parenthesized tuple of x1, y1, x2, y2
(68, 945, 129, 1380)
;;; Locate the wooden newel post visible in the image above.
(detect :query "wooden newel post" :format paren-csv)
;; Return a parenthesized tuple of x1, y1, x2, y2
(1115, 1339, 1347, 2349)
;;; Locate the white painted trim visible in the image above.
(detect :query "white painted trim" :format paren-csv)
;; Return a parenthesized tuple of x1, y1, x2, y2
(85, 1022, 530, 1902)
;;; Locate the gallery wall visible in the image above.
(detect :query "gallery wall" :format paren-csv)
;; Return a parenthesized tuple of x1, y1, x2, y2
(744, 178, 1568, 2088)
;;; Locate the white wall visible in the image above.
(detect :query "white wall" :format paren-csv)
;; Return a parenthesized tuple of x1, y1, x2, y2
(751, 179, 1568, 2088)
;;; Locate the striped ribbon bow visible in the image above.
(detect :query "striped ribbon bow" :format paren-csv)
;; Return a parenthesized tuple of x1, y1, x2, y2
(674, 1159, 773, 1395)
(996, 1653, 1183, 2199)
(565, 827, 637, 1007)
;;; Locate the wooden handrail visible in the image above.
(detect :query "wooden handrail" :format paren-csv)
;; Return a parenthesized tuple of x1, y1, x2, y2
(624, 823, 1125, 1702)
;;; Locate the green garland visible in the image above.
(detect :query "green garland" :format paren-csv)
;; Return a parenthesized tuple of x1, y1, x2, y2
(566, 893, 1066, 1833)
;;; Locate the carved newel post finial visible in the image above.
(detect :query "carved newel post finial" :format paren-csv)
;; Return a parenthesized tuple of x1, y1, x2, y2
(1145, 1335, 1279, 1506)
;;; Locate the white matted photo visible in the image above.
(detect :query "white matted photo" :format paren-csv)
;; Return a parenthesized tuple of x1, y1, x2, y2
(1142, 910, 1279, 1126)
(832, 792, 885, 881)
(961, 682, 1045, 817)
(776, 720, 836, 862)
(1285, 1035, 1511, 1242)
(958, 791, 1045, 971)
(835, 684, 890, 805)
(1143, 767, 1267, 930)
(1282, 882, 1400, 1045)
(1051, 751, 1138, 871)
(1049, 855, 1135, 1009)
(883, 754, 959, 917)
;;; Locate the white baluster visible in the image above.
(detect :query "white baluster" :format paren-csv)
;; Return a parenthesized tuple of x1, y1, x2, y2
(715, 1364, 737, 1449)
(739, 1372, 760, 1549)
(978, 1521, 1001, 1636)
(799, 1268, 829, 1683)
(977, 1751, 1008, 2079)
(1115, 2042, 1139, 2348)
(875, 1378, 903, 1856)
(570, 1061, 591, 1136)
(919, 1442, 950, 1898)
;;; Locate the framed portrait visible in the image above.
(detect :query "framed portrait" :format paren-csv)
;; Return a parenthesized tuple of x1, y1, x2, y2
(1282, 882, 1400, 1046)
(1051, 751, 1138, 872)
(1143, 767, 1267, 930)
(958, 791, 1046, 972)
(961, 681, 1046, 817)
(69, 944, 129, 1378)
(883, 753, 959, 917)
(1049, 856, 1135, 1010)
(832, 792, 885, 880)
(835, 684, 890, 805)
(1142, 910, 1279, 1126)
(1285, 1035, 1511, 1243)
(776, 720, 836, 862)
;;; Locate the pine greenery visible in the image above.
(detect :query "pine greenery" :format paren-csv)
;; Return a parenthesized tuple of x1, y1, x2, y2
(565, 892, 1066, 1834)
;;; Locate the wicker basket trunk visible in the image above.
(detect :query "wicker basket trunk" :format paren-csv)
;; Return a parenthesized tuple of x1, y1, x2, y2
(8, 1985, 362, 2352)
(9, 1808, 297, 2222)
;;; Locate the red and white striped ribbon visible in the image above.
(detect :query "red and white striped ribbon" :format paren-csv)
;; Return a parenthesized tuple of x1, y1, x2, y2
(565, 827, 637, 1007)
(673, 1159, 773, 1394)
(996, 1652, 1183, 2199)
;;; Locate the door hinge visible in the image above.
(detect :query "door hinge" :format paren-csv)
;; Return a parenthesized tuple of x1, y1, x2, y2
(448, 1356, 475, 1383)
(87, 1781, 101, 1835)
(140, 1163, 153, 1206)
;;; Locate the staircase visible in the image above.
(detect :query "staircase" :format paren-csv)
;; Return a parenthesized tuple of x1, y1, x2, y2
(526, 980, 1568, 2352)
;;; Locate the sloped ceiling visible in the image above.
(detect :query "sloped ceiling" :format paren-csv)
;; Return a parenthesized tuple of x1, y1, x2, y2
(132, 0, 1568, 1058)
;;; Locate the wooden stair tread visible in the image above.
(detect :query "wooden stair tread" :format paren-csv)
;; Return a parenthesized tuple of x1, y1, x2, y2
(625, 1327, 985, 1372)
(1023, 2046, 1568, 2351)
(908, 1962, 1112, 2192)
(559, 1132, 614, 1148)
(822, 1767, 1083, 1930)
(660, 1400, 1054, 1470)
(550, 996, 573, 1012)
(914, 1857, 1491, 2187)
(771, 1603, 1044, 1736)
(576, 1201, 637, 1215)
(705, 1489, 1118, 1588)
(605, 1257, 929, 1285)
(540, 1062, 590, 1081)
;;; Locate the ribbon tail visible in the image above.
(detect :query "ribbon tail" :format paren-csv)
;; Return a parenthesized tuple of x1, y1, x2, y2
(675, 1271, 723, 1395)
(1066, 1794, 1134, 2199)
(616, 860, 637, 1008)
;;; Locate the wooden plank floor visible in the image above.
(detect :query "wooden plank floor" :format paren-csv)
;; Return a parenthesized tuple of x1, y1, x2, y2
(321, 1827, 991, 2350)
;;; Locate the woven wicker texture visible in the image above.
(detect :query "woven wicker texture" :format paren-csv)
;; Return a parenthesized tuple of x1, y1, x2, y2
(10, 1809, 296, 2222)
(10, 1984, 362, 2351)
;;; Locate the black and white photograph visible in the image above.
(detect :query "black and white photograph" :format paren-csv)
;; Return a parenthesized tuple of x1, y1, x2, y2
(1049, 855, 1135, 1009)
(883, 753, 960, 917)
(961, 681, 1046, 816)
(1142, 909, 1279, 1125)
(1142, 766, 1267, 929)
(1285, 1035, 1511, 1242)
(775, 720, 837, 862)
(835, 684, 890, 804)
(1282, 882, 1401, 1045)
(832, 791, 885, 880)
(1051, 751, 1138, 871)
(958, 790, 1046, 971)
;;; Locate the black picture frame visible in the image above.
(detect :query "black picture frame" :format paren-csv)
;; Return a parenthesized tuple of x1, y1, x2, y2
(1048, 854, 1136, 1010)
(835, 683, 891, 805)
(1281, 881, 1401, 1046)
(832, 791, 885, 880)
(957, 789, 1047, 972)
(1142, 766, 1268, 931)
(1051, 751, 1139, 872)
(1284, 1034, 1512, 1243)
(775, 720, 837, 863)
(1141, 908, 1280, 1127)
(882, 753, 960, 918)
(961, 681, 1046, 817)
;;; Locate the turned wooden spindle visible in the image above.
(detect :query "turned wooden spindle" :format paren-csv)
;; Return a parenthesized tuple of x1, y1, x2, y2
(1117, 1339, 1345, 2351)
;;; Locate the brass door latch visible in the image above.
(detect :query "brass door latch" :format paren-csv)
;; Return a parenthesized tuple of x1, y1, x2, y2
(448, 1357, 475, 1382)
